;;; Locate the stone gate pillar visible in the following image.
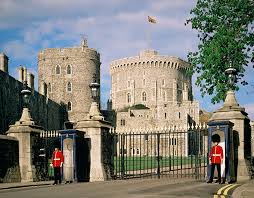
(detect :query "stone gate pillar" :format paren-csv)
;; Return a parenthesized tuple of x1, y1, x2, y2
(7, 81, 43, 182)
(76, 73, 113, 182)
(209, 90, 251, 181)
(7, 108, 43, 182)
(76, 120, 112, 182)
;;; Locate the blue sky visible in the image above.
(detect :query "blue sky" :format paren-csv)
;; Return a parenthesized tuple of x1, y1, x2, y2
(0, 0, 254, 119)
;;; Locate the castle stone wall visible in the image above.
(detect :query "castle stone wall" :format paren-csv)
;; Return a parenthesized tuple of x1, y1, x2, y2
(38, 40, 101, 124)
(0, 135, 20, 182)
(0, 70, 64, 134)
(109, 50, 199, 129)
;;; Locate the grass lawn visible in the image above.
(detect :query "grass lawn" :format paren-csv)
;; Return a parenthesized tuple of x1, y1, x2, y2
(114, 156, 206, 172)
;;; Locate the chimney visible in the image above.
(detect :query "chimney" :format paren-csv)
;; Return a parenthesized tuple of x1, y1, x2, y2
(0, 53, 9, 73)
(27, 72, 34, 90)
(23, 67, 27, 82)
(18, 66, 24, 82)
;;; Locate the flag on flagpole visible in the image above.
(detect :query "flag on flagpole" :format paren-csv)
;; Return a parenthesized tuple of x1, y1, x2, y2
(148, 16, 157, 24)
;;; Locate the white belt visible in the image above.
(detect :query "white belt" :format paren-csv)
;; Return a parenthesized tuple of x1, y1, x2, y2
(212, 154, 220, 156)
(53, 158, 61, 160)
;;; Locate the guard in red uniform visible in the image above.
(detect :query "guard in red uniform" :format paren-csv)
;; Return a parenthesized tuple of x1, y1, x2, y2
(51, 147, 64, 185)
(207, 140, 223, 184)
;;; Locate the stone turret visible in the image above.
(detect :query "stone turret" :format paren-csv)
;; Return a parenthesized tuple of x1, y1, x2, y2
(27, 72, 34, 90)
(0, 53, 8, 73)
(38, 39, 100, 124)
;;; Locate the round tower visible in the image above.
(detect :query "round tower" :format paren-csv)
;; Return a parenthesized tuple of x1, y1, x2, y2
(109, 49, 192, 111)
(38, 39, 101, 127)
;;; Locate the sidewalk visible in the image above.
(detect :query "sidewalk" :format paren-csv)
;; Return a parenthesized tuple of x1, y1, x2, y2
(232, 179, 254, 198)
(0, 181, 52, 190)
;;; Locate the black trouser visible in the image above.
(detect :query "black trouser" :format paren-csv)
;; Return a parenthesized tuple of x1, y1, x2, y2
(54, 167, 61, 184)
(209, 163, 221, 182)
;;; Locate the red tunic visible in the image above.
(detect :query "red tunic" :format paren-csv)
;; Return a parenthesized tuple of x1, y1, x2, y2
(209, 145, 223, 164)
(51, 151, 64, 167)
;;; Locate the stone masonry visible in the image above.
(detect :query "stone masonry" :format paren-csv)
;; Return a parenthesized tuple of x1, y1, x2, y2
(38, 39, 101, 127)
(109, 49, 200, 130)
(0, 55, 63, 134)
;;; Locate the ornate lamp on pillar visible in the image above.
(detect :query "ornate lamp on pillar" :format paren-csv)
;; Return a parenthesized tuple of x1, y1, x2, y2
(7, 67, 43, 182)
(222, 65, 243, 110)
(88, 74, 104, 120)
(18, 80, 34, 125)
(209, 63, 251, 181)
(75, 74, 112, 182)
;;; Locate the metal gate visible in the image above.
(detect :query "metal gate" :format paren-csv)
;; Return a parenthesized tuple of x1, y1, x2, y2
(34, 130, 60, 181)
(110, 125, 208, 180)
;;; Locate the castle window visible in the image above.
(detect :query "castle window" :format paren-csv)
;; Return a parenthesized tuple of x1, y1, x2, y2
(165, 113, 167, 119)
(56, 65, 61, 74)
(162, 79, 165, 86)
(67, 101, 72, 111)
(162, 91, 166, 101)
(143, 79, 146, 86)
(120, 119, 125, 126)
(179, 112, 181, 119)
(137, 149, 140, 155)
(48, 83, 52, 93)
(128, 81, 130, 87)
(67, 65, 72, 74)
(142, 92, 146, 102)
(67, 82, 72, 92)
(127, 93, 131, 103)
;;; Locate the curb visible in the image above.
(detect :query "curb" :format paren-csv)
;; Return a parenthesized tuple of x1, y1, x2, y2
(0, 182, 52, 191)
(232, 181, 254, 198)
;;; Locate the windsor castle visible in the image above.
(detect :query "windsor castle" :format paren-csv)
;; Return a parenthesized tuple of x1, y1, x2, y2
(0, 39, 202, 134)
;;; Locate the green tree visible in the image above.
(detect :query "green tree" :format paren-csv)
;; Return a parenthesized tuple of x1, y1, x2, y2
(186, 0, 254, 103)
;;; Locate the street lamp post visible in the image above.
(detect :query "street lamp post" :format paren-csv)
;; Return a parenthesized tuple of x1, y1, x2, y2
(225, 65, 237, 89)
(19, 79, 34, 124)
(88, 74, 104, 120)
(223, 64, 241, 109)
(89, 74, 100, 103)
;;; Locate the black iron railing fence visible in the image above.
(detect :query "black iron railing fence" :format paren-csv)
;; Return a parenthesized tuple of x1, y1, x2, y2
(110, 125, 208, 180)
(35, 130, 60, 181)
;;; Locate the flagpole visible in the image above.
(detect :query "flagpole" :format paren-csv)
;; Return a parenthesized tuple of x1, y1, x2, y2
(147, 25, 151, 50)
(147, 16, 157, 50)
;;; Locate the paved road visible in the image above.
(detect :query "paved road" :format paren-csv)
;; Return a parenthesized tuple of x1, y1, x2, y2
(0, 178, 241, 198)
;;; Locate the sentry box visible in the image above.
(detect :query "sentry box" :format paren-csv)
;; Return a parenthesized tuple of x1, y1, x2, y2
(59, 130, 90, 182)
(207, 121, 236, 183)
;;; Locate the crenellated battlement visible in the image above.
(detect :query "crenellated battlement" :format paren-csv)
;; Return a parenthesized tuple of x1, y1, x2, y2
(38, 47, 100, 62)
(110, 50, 190, 74)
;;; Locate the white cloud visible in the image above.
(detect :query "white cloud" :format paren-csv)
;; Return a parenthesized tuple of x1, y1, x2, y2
(2, 40, 34, 60)
(0, 0, 119, 29)
(149, 0, 196, 11)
